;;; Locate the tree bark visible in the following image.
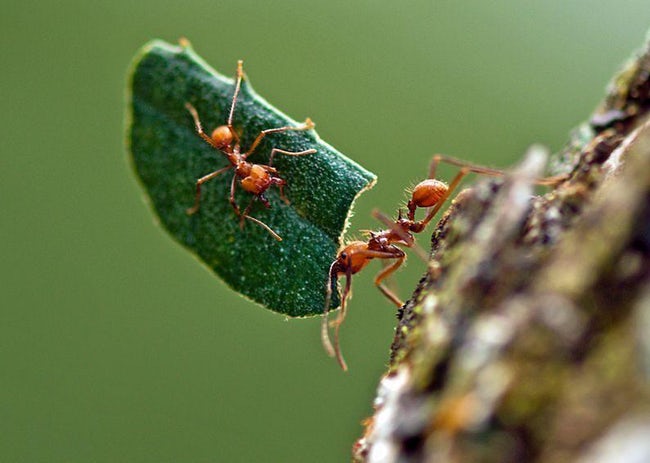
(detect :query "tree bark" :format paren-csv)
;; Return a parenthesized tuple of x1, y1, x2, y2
(353, 34, 650, 463)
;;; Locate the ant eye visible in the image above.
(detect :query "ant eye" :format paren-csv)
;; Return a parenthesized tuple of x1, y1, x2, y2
(340, 252, 348, 260)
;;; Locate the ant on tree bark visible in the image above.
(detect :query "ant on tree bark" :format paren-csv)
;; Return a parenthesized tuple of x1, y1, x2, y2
(185, 60, 316, 241)
(322, 154, 567, 370)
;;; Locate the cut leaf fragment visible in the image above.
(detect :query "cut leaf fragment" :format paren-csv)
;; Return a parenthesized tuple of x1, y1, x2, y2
(127, 40, 376, 317)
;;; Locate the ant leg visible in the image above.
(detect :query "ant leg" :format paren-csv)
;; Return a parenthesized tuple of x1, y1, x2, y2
(323, 247, 405, 369)
(257, 193, 271, 208)
(374, 254, 406, 307)
(535, 173, 569, 186)
(239, 197, 256, 229)
(429, 154, 505, 179)
(186, 165, 233, 215)
(242, 215, 282, 241)
(235, 188, 282, 241)
(430, 153, 567, 186)
(229, 173, 242, 216)
(243, 118, 315, 159)
(419, 154, 567, 230)
(278, 183, 290, 205)
(347, 248, 408, 304)
(185, 103, 219, 149)
(267, 147, 317, 167)
(428, 154, 441, 179)
(268, 177, 290, 205)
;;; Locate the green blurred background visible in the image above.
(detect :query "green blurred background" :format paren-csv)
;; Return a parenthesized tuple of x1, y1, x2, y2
(2, 1, 649, 461)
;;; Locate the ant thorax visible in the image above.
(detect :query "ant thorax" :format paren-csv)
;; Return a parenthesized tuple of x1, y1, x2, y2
(388, 220, 416, 245)
(234, 160, 253, 177)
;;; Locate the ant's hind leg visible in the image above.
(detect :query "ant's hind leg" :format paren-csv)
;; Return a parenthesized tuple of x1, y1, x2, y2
(429, 154, 505, 179)
(267, 147, 317, 167)
(244, 119, 316, 159)
(430, 153, 569, 185)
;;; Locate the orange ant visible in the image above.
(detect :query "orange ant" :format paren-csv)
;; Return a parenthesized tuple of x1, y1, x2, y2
(185, 60, 316, 241)
(321, 154, 566, 370)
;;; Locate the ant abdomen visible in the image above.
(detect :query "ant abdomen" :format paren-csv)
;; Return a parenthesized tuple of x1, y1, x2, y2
(411, 179, 449, 208)
(408, 179, 449, 220)
(240, 164, 271, 195)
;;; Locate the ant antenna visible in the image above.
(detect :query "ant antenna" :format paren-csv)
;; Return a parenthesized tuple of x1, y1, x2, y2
(321, 261, 337, 358)
(321, 262, 350, 371)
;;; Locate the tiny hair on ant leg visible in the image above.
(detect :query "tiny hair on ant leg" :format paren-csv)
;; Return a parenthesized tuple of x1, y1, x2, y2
(184, 60, 316, 241)
(322, 153, 568, 370)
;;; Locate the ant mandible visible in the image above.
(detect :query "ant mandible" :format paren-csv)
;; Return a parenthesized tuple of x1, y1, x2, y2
(321, 154, 566, 370)
(185, 60, 316, 241)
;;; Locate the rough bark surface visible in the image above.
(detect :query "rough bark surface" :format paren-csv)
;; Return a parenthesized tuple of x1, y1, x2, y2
(353, 35, 650, 463)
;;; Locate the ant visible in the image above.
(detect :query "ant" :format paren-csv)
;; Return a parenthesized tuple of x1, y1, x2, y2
(321, 154, 567, 370)
(185, 60, 316, 241)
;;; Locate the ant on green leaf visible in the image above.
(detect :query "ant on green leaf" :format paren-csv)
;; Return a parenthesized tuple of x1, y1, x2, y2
(185, 60, 316, 241)
(322, 154, 566, 370)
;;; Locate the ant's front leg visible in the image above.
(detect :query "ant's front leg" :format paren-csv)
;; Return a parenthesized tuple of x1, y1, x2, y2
(185, 103, 220, 149)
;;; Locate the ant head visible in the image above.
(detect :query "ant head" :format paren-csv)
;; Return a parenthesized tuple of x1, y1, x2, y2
(335, 241, 369, 274)
(211, 125, 233, 149)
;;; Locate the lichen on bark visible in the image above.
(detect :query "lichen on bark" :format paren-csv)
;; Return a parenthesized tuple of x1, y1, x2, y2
(354, 33, 650, 463)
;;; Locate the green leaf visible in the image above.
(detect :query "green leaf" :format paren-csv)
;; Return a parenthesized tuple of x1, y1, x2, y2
(127, 40, 376, 317)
